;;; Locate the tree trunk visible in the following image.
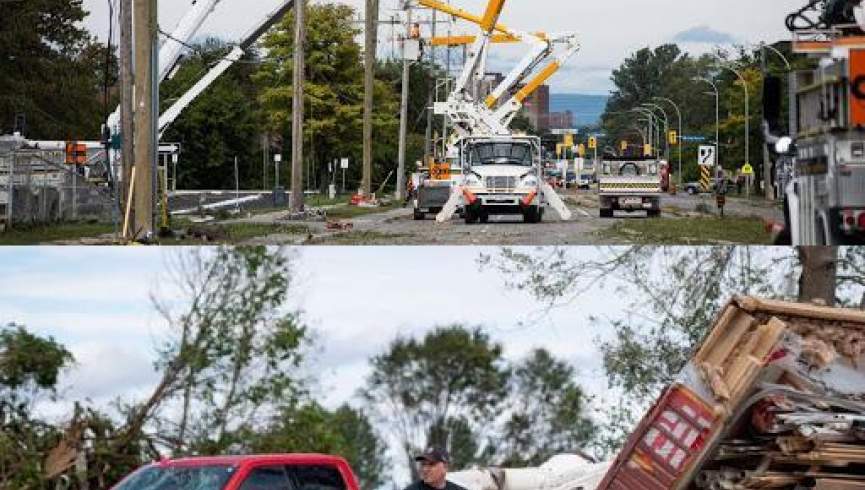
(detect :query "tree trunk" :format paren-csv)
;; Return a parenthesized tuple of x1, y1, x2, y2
(798, 247, 838, 306)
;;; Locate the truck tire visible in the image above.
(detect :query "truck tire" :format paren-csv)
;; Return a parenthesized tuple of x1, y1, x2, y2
(465, 208, 479, 224)
(523, 207, 541, 223)
(599, 208, 614, 218)
(413, 209, 425, 220)
(479, 212, 489, 224)
(647, 209, 661, 218)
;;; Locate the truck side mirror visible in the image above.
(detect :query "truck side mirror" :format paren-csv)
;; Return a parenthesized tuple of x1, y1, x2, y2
(763, 75, 783, 133)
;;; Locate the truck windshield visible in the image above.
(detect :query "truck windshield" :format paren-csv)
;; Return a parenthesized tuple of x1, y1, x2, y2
(467, 142, 533, 166)
(113, 465, 236, 490)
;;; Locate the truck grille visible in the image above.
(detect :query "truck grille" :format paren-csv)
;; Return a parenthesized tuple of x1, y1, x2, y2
(485, 176, 516, 191)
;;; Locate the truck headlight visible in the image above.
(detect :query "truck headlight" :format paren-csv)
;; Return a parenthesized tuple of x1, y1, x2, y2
(519, 175, 538, 188)
(464, 174, 482, 187)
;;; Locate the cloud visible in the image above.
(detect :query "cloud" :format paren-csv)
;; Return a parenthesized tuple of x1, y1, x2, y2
(672, 25, 738, 45)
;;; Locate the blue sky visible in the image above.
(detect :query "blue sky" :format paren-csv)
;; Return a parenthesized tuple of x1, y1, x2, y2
(80, 0, 805, 94)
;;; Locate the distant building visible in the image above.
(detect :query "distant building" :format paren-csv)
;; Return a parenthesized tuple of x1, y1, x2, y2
(547, 110, 575, 130)
(523, 84, 550, 133)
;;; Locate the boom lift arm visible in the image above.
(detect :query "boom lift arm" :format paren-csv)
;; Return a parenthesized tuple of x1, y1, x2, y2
(158, 0, 296, 136)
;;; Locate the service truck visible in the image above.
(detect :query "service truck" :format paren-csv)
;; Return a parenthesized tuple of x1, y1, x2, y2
(598, 155, 663, 218)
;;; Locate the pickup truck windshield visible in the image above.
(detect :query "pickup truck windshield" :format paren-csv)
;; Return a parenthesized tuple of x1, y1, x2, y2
(113, 465, 236, 490)
(467, 142, 533, 166)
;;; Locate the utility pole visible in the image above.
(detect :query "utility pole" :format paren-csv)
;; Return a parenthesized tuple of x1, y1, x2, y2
(761, 45, 773, 200)
(424, 8, 437, 166)
(119, 0, 134, 225)
(396, 6, 413, 201)
(132, 0, 157, 240)
(290, 0, 306, 213)
(119, 0, 135, 227)
(362, 0, 379, 196)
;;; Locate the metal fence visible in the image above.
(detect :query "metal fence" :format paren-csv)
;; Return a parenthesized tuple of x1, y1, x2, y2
(0, 149, 116, 230)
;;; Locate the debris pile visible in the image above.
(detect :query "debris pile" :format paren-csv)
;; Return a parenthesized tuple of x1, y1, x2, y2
(598, 296, 865, 490)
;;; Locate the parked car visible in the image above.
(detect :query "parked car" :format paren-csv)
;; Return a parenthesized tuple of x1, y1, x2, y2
(111, 454, 360, 490)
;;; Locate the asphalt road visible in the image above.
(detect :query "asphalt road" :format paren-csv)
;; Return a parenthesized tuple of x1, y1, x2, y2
(234, 188, 784, 246)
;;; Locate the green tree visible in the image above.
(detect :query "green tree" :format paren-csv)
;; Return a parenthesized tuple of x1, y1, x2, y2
(0, 324, 74, 488)
(363, 326, 510, 474)
(248, 402, 388, 489)
(0, 0, 112, 139)
(255, 3, 400, 195)
(117, 246, 309, 457)
(495, 348, 597, 466)
(160, 39, 264, 190)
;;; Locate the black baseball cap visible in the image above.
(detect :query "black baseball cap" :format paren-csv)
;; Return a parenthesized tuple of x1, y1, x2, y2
(414, 447, 450, 464)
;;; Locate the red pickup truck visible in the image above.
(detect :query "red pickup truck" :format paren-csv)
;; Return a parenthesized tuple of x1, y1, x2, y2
(111, 454, 361, 490)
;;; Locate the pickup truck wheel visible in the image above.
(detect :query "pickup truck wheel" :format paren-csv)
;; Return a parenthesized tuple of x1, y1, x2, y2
(523, 207, 540, 223)
(465, 209, 479, 224)
(599, 208, 614, 218)
(647, 209, 661, 218)
(687, 187, 696, 195)
(479, 212, 489, 224)
(413, 209, 425, 220)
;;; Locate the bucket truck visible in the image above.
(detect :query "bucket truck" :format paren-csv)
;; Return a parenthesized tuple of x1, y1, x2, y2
(763, 0, 865, 244)
(405, 0, 579, 224)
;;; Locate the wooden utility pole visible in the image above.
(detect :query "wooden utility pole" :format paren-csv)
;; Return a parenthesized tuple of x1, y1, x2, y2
(423, 8, 437, 165)
(396, 7, 412, 201)
(132, 0, 157, 239)
(119, 0, 134, 217)
(362, 0, 379, 196)
(290, 0, 306, 213)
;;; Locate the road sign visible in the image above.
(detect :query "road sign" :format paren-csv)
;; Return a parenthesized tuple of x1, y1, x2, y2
(698, 145, 716, 167)
(741, 162, 754, 175)
(340, 157, 349, 169)
(668, 130, 678, 145)
(680, 135, 708, 142)
(588, 136, 597, 149)
(700, 165, 711, 192)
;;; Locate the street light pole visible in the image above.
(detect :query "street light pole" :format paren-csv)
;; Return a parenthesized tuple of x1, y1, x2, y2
(718, 64, 749, 187)
(632, 108, 659, 155)
(641, 103, 669, 158)
(694, 77, 720, 170)
(653, 96, 683, 187)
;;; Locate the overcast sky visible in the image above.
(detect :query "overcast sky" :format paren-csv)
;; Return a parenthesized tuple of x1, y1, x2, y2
(79, 0, 804, 94)
(1, 246, 628, 423)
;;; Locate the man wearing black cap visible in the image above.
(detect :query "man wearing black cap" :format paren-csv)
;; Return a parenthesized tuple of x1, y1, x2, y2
(404, 447, 467, 490)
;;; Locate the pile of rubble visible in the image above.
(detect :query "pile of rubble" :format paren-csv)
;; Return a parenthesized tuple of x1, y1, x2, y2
(693, 298, 865, 489)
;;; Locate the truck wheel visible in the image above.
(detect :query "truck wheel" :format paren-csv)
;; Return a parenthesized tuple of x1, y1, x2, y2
(479, 212, 489, 224)
(523, 207, 539, 223)
(465, 209, 479, 224)
(647, 209, 661, 218)
(599, 208, 613, 218)
(413, 209, 425, 220)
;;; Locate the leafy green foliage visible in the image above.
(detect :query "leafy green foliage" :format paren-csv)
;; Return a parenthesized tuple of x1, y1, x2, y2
(0, 0, 113, 139)
(364, 326, 597, 473)
(248, 402, 387, 489)
(160, 39, 264, 190)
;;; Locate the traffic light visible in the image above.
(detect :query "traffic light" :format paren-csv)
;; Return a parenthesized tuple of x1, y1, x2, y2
(588, 136, 597, 149)
(668, 130, 678, 145)
(620, 140, 628, 152)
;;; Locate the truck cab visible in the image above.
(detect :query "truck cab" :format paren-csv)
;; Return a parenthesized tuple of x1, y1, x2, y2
(597, 155, 663, 218)
(458, 135, 545, 223)
(111, 454, 360, 490)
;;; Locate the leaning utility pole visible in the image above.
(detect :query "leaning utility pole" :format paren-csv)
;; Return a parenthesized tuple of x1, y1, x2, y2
(133, 0, 157, 239)
(362, 0, 379, 196)
(395, 6, 412, 201)
(290, 0, 306, 213)
(119, 0, 134, 215)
